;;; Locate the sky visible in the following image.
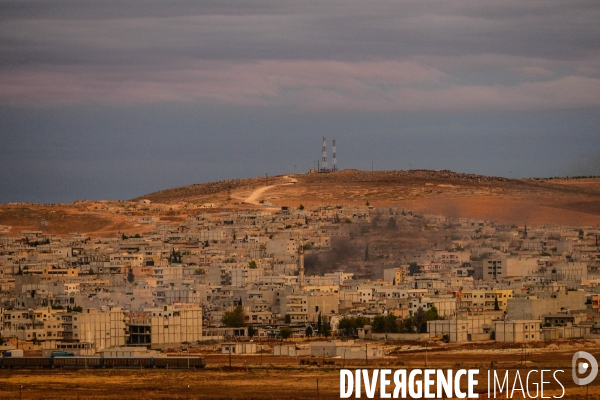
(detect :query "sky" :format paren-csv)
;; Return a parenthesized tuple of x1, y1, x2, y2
(1, 0, 599, 204)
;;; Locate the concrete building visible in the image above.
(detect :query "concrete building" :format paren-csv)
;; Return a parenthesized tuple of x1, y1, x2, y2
(507, 290, 587, 320)
(221, 342, 257, 354)
(428, 315, 493, 343)
(128, 303, 202, 349)
(458, 289, 513, 312)
(493, 320, 542, 343)
(72, 307, 127, 351)
(310, 340, 384, 359)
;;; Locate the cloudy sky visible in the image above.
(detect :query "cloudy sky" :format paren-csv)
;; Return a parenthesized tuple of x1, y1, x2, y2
(1, 0, 599, 203)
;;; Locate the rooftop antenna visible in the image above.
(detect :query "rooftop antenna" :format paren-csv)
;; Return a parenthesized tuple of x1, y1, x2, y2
(321, 136, 328, 171)
(332, 139, 337, 172)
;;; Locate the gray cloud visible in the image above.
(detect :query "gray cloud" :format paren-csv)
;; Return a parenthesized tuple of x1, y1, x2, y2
(0, 0, 599, 202)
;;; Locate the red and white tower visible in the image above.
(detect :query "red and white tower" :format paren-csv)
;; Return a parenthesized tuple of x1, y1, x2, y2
(332, 139, 337, 172)
(321, 136, 328, 171)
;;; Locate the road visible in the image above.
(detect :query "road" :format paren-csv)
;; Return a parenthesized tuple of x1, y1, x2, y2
(236, 175, 297, 207)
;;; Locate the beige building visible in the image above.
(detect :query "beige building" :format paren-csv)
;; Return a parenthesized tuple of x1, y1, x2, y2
(128, 303, 202, 349)
(493, 320, 542, 342)
(428, 315, 493, 343)
(458, 289, 513, 311)
(60, 307, 127, 351)
(507, 290, 587, 320)
(281, 292, 339, 324)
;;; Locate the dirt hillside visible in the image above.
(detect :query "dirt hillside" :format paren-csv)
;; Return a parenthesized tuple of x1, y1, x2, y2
(2, 170, 599, 236)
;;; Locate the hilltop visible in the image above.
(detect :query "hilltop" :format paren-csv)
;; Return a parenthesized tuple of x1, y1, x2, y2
(133, 169, 600, 226)
(1, 170, 599, 237)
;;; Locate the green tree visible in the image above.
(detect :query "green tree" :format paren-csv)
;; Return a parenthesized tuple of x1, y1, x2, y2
(317, 313, 322, 335)
(284, 314, 291, 324)
(305, 325, 313, 337)
(127, 268, 135, 284)
(321, 318, 332, 337)
(248, 325, 257, 338)
(248, 260, 258, 269)
(222, 306, 246, 327)
(194, 268, 205, 275)
(372, 314, 398, 333)
(425, 306, 439, 321)
(280, 327, 293, 339)
(364, 244, 370, 261)
(338, 316, 370, 336)
(408, 262, 421, 276)
(413, 307, 427, 333)
(494, 297, 500, 311)
(299, 204, 305, 210)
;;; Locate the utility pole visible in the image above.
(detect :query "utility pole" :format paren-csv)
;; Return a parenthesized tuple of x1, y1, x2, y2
(317, 378, 320, 400)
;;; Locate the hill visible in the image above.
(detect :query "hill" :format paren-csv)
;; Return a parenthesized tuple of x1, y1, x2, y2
(1, 170, 599, 237)
(134, 169, 600, 226)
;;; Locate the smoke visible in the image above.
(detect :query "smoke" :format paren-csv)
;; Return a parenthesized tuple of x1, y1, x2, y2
(304, 237, 360, 275)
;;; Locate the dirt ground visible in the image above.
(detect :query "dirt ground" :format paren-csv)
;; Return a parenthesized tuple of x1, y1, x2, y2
(3, 171, 600, 236)
(2, 344, 600, 399)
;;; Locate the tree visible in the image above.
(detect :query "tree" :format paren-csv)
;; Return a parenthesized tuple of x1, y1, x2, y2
(425, 306, 439, 321)
(494, 296, 500, 311)
(321, 318, 332, 337)
(305, 325, 313, 337)
(372, 314, 398, 333)
(299, 204, 305, 210)
(338, 316, 370, 336)
(248, 325, 257, 338)
(284, 314, 291, 324)
(413, 307, 428, 333)
(194, 268, 205, 275)
(280, 327, 293, 339)
(127, 268, 135, 284)
(408, 262, 421, 276)
(222, 306, 246, 327)
(317, 312, 322, 335)
(248, 260, 258, 269)
(364, 244, 370, 261)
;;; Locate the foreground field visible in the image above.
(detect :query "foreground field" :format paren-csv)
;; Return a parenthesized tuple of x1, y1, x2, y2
(2, 345, 600, 399)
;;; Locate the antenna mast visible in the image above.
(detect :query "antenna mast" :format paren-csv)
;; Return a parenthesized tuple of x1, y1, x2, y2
(321, 136, 328, 171)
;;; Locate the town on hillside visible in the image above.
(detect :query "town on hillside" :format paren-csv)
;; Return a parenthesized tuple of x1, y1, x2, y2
(1, 202, 599, 360)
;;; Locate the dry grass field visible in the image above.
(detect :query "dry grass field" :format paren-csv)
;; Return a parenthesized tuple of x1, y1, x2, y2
(2, 342, 600, 399)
